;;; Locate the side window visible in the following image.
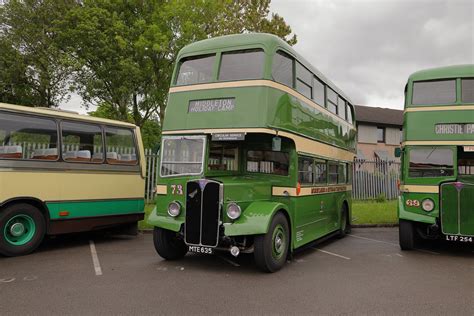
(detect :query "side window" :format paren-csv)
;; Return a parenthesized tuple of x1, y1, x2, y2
(247, 150, 289, 176)
(338, 163, 347, 184)
(461, 78, 474, 103)
(412, 80, 456, 105)
(61, 121, 103, 163)
(105, 127, 137, 165)
(272, 51, 293, 87)
(296, 62, 312, 99)
(346, 104, 353, 124)
(328, 162, 338, 184)
(298, 157, 313, 184)
(338, 96, 346, 120)
(208, 142, 239, 171)
(327, 88, 338, 114)
(314, 159, 327, 185)
(313, 77, 325, 106)
(0, 111, 58, 160)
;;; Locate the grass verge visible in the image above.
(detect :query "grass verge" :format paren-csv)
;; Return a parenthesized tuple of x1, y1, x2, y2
(138, 204, 155, 230)
(351, 200, 398, 225)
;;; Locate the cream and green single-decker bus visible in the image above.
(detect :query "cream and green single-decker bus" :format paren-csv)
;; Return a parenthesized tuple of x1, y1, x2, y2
(148, 34, 357, 272)
(0, 103, 146, 256)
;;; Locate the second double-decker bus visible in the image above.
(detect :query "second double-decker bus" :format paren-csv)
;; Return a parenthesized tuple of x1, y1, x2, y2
(0, 103, 146, 256)
(397, 64, 474, 249)
(148, 33, 357, 272)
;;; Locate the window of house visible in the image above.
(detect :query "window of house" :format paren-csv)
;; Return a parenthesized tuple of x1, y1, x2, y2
(105, 127, 138, 165)
(61, 121, 103, 163)
(0, 111, 58, 160)
(313, 77, 325, 106)
(272, 51, 293, 87)
(218, 49, 265, 81)
(412, 80, 456, 105)
(176, 54, 215, 86)
(377, 127, 385, 143)
(298, 157, 313, 184)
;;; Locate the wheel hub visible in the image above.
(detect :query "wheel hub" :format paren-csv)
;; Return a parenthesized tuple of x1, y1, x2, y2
(274, 236, 283, 252)
(10, 222, 25, 237)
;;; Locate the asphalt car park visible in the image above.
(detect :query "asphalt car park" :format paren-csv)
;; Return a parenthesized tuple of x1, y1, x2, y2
(1, 227, 473, 315)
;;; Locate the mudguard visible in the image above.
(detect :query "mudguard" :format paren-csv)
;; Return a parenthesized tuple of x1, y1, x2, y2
(224, 201, 290, 236)
(398, 197, 436, 224)
(147, 207, 183, 232)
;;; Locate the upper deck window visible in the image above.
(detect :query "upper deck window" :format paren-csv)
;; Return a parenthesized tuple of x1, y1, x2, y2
(327, 88, 338, 114)
(408, 148, 454, 178)
(412, 80, 456, 105)
(176, 54, 215, 86)
(347, 104, 353, 124)
(272, 51, 293, 87)
(338, 96, 346, 120)
(461, 78, 474, 103)
(313, 77, 325, 106)
(296, 62, 312, 99)
(218, 49, 264, 81)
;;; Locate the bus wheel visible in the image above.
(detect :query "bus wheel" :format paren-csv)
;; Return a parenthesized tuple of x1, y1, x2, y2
(399, 219, 417, 250)
(254, 212, 289, 273)
(337, 204, 350, 238)
(153, 227, 187, 260)
(0, 203, 46, 257)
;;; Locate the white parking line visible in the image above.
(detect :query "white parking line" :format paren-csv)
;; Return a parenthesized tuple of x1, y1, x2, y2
(348, 234, 440, 255)
(89, 240, 103, 276)
(348, 234, 398, 246)
(312, 247, 351, 260)
(217, 255, 240, 267)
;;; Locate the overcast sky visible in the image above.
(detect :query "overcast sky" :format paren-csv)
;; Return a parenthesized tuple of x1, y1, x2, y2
(270, 0, 473, 109)
(62, 0, 473, 113)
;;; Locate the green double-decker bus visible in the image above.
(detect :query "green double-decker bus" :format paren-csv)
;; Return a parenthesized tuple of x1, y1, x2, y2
(398, 64, 474, 249)
(148, 33, 356, 272)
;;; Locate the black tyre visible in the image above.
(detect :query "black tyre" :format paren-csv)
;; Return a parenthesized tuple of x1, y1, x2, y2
(254, 212, 290, 273)
(0, 203, 46, 257)
(399, 219, 417, 250)
(337, 204, 351, 238)
(153, 227, 187, 260)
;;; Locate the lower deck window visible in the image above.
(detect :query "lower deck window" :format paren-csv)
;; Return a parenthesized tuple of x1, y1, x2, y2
(208, 142, 239, 171)
(247, 150, 289, 176)
(408, 147, 454, 177)
(328, 163, 338, 184)
(458, 147, 474, 175)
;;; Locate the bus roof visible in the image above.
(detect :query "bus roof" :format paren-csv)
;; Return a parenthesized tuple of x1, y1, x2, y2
(176, 33, 353, 104)
(0, 102, 137, 128)
(408, 64, 474, 82)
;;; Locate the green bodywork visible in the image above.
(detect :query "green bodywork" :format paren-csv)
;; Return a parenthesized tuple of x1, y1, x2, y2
(399, 64, 474, 236)
(148, 34, 355, 251)
(46, 199, 145, 220)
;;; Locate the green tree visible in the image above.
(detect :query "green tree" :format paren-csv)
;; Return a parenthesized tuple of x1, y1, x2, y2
(0, 0, 77, 107)
(59, 0, 296, 127)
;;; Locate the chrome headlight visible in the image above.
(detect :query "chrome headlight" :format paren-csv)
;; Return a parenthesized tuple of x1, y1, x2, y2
(167, 201, 181, 217)
(421, 199, 435, 212)
(226, 202, 241, 220)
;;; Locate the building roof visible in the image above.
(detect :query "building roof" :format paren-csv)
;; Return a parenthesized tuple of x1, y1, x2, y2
(354, 105, 403, 126)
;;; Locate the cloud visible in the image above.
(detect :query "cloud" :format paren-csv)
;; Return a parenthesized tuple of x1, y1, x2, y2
(271, 0, 474, 109)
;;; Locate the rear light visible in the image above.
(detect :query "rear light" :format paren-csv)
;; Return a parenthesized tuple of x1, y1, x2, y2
(296, 182, 301, 196)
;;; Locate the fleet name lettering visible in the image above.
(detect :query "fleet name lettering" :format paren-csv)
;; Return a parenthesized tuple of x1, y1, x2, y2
(311, 186, 347, 194)
(188, 98, 235, 113)
(435, 123, 474, 135)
